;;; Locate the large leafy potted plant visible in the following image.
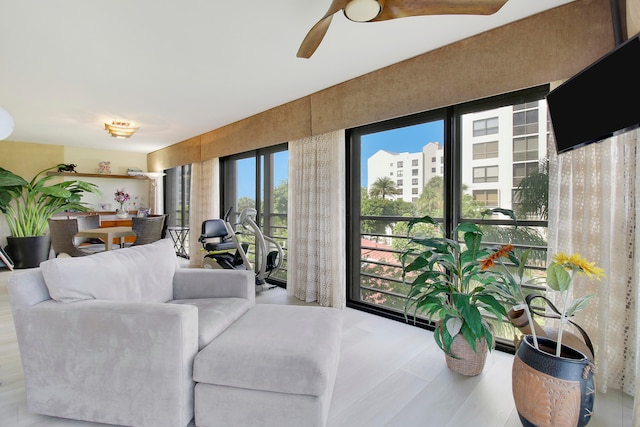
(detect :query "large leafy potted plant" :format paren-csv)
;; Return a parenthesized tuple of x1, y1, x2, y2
(402, 209, 516, 376)
(0, 165, 101, 268)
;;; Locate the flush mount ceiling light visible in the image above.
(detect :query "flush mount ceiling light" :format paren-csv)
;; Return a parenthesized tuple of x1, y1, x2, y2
(0, 106, 15, 140)
(104, 121, 138, 138)
(344, 0, 384, 22)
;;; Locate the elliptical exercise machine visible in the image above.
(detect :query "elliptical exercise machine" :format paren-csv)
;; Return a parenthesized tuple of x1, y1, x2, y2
(199, 207, 283, 293)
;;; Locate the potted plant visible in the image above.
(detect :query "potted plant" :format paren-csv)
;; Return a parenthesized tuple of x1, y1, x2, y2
(0, 165, 102, 268)
(511, 252, 604, 427)
(401, 208, 517, 376)
(487, 245, 595, 360)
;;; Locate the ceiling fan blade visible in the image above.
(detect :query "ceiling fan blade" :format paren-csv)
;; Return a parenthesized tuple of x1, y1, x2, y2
(373, 0, 509, 21)
(297, 0, 351, 58)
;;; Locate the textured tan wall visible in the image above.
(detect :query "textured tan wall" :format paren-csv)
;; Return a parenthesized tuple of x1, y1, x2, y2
(312, 0, 613, 134)
(0, 140, 64, 180)
(147, 0, 615, 167)
(147, 135, 201, 172)
(200, 96, 311, 161)
(629, 0, 640, 37)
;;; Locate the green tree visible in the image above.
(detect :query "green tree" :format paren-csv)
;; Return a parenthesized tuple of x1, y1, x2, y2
(416, 176, 444, 217)
(272, 179, 288, 214)
(415, 176, 485, 219)
(513, 158, 549, 220)
(369, 176, 401, 199)
(361, 198, 414, 235)
(237, 196, 255, 213)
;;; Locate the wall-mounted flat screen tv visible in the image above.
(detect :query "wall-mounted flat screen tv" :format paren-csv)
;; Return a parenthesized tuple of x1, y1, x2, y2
(547, 34, 640, 154)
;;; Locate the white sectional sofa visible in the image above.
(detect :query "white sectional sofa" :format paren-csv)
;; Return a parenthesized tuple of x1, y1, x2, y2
(8, 238, 255, 427)
(8, 237, 343, 427)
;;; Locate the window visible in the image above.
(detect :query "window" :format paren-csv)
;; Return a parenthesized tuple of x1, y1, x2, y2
(513, 136, 539, 161)
(473, 141, 499, 159)
(412, 178, 418, 185)
(397, 170, 403, 177)
(412, 159, 419, 166)
(397, 161, 403, 168)
(472, 189, 499, 207)
(513, 162, 539, 187)
(513, 102, 539, 135)
(397, 179, 403, 186)
(348, 85, 550, 353)
(473, 117, 499, 136)
(411, 169, 419, 176)
(220, 144, 288, 285)
(473, 166, 499, 183)
(164, 164, 192, 257)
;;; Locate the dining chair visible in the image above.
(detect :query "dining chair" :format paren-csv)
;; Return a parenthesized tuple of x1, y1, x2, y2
(148, 214, 169, 239)
(76, 213, 103, 246)
(130, 214, 167, 246)
(48, 218, 105, 257)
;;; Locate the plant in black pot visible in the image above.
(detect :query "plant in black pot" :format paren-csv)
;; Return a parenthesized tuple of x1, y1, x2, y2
(0, 165, 101, 268)
(512, 252, 605, 427)
(401, 208, 517, 376)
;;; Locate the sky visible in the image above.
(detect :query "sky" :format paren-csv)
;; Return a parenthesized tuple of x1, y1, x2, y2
(235, 120, 443, 199)
(236, 150, 288, 200)
(360, 120, 444, 187)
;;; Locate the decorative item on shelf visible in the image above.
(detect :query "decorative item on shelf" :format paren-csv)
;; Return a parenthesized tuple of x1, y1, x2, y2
(129, 195, 144, 211)
(512, 252, 605, 427)
(127, 168, 144, 177)
(0, 165, 101, 268)
(137, 208, 150, 217)
(96, 161, 111, 174)
(114, 189, 130, 219)
(57, 163, 78, 173)
(104, 121, 138, 138)
(402, 208, 517, 376)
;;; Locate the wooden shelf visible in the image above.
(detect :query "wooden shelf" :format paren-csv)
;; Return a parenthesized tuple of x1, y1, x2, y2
(47, 172, 148, 180)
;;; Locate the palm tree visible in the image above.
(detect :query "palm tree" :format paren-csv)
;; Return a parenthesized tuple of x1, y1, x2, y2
(369, 176, 401, 200)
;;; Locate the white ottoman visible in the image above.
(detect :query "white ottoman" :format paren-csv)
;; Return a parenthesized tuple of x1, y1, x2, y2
(193, 304, 342, 427)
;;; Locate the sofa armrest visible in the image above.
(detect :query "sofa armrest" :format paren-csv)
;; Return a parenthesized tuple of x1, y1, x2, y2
(14, 299, 198, 427)
(172, 268, 255, 305)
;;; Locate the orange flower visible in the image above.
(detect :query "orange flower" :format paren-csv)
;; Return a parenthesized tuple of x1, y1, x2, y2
(480, 244, 514, 271)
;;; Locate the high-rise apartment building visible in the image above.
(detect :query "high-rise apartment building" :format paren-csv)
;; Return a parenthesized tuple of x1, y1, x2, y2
(367, 101, 548, 211)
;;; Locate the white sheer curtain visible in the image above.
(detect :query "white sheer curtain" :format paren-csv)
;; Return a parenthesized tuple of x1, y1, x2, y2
(548, 128, 639, 417)
(189, 158, 219, 267)
(287, 130, 346, 309)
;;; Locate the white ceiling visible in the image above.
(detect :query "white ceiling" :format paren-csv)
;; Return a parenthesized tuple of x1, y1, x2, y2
(0, 0, 576, 154)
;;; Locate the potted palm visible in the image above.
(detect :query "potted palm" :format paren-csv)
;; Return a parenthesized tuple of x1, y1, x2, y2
(401, 209, 516, 376)
(0, 165, 101, 268)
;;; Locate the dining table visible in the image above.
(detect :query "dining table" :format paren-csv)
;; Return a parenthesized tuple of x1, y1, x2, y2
(75, 226, 137, 251)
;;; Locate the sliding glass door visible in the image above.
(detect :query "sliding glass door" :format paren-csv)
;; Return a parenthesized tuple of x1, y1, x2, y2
(347, 86, 550, 350)
(220, 144, 288, 285)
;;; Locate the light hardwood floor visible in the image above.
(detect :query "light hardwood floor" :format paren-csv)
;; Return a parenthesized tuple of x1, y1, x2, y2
(0, 268, 634, 427)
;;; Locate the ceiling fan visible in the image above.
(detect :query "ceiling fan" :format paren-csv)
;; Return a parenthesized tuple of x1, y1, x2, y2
(297, 0, 510, 58)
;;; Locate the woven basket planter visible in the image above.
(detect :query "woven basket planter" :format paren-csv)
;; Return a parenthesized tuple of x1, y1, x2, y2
(445, 334, 489, 376)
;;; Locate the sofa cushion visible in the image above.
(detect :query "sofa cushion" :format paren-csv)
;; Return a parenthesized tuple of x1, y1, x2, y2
(193, 304, 342, 396)
(41, 238, 178, 303)
(170, 297, 252, 349)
